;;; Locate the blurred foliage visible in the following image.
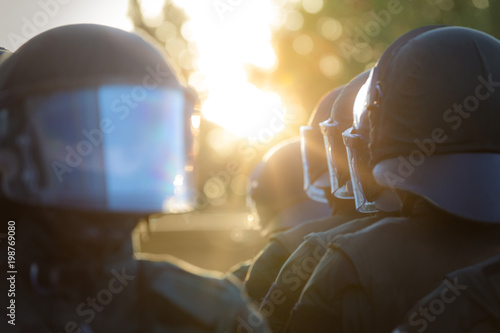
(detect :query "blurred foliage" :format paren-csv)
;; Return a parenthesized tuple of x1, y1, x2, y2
(128, 0, 192, 84)
(128, 0, 500, 210)
(259, 0, 500, 117)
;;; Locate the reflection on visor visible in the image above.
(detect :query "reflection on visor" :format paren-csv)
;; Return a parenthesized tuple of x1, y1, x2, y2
(319, 118, 340, 194)
(353, 80, 370, 129)
(300, 125, 329, 203)
(26, 85, 195, 214)
(343, 127, 377, 213)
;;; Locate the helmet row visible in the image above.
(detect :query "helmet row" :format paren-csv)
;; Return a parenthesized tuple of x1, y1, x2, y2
(300, 25, 500, 224)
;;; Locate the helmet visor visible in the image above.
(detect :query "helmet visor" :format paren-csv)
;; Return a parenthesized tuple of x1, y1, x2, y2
(352, 76, 371, 130)
(319, 118, 341, 194)
(300, 125, 329, 203)
(343, 127, 377, 213)
(21, 85, 196, 214)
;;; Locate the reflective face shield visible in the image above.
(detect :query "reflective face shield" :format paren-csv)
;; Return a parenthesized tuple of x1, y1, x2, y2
(319, 118, 339, 194)
(300, 125, 330, 204)
(342, 76, 378, 213)
(4, 85, 197, 214)
(319, 118, 354, 199)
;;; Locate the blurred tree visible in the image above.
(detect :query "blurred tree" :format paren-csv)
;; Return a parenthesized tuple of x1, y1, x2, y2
(254, 0, 499, 118)
(128, 0, 192, 83)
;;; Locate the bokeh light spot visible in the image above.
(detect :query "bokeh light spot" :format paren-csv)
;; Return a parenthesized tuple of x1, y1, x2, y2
(207, 128, 237, 156)
(319, 54, 342, 77)
(318, 17, 343, 41)
(293, 34, 314, 55)
(155, 21, 177, 42)
(231, 174, 251, 196)
(203, 177, 226, 199)
(472, 0, 489, 9)
(302, 0, 324, 14)
(284, 10, 304, 31)
(139, 0, 165, 27)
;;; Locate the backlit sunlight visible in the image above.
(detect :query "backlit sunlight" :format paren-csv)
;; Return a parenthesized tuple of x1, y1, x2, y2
(162, 0, 295, 138)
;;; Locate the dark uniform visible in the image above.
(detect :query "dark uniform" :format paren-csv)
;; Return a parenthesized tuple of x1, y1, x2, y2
(244, 86, 350, 302)
(245, 210, 361, 303)
(229, 137, 332, 282)
(288, 198, 500, 332)
(0, 25, 270, 333)
(393, 253, 500, 333)
(288, 26, 500, 332)
(256, 70, 398, 332)
(259, 215, 382, 332)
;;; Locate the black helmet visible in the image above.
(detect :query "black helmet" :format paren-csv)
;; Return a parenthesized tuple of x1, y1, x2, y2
(342, 26, 445, 213)
(249, 138, 331, 236)
(0, 24, 197, 214)
(369, 26, 500, 222)
(301, 87, 343, 203)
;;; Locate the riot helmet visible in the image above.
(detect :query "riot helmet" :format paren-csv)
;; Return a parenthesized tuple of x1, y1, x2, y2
(249, 137, 331, 236)
(0, 24, 198, 215)
(342, 25, 445, 213)
(369, 26, 500, 223)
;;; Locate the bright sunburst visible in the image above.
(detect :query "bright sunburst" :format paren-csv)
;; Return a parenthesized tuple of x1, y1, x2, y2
(163, 0, 292, 138)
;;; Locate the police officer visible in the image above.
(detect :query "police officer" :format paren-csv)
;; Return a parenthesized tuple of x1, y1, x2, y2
(287, 26, 500, 332)
(0, 24, 269, 333)
(228, 137, 332, 281)
(393, 253, 500, 332)
(257, 70, 403, 332)
(249, 137, 332, 237)
(243, 86, 367, 303)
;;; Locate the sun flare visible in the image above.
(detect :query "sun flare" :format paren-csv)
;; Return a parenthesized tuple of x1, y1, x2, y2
(165, 0, 293, 138)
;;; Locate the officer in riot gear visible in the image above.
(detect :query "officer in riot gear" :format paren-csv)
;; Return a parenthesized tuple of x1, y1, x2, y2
(257, 69, 403, 332)
(243, 86, 366, 303)
(228, 137, 332, 281)
(0, 24, 268, 333)
(287, 26, 500, 333)
(248, 137, 332, 237)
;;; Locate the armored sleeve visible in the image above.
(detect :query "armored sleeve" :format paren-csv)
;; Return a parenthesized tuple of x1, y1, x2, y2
(245, 240, 292, 302)
(260, 216, 380, 332)
(286, 247, 373, 333)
